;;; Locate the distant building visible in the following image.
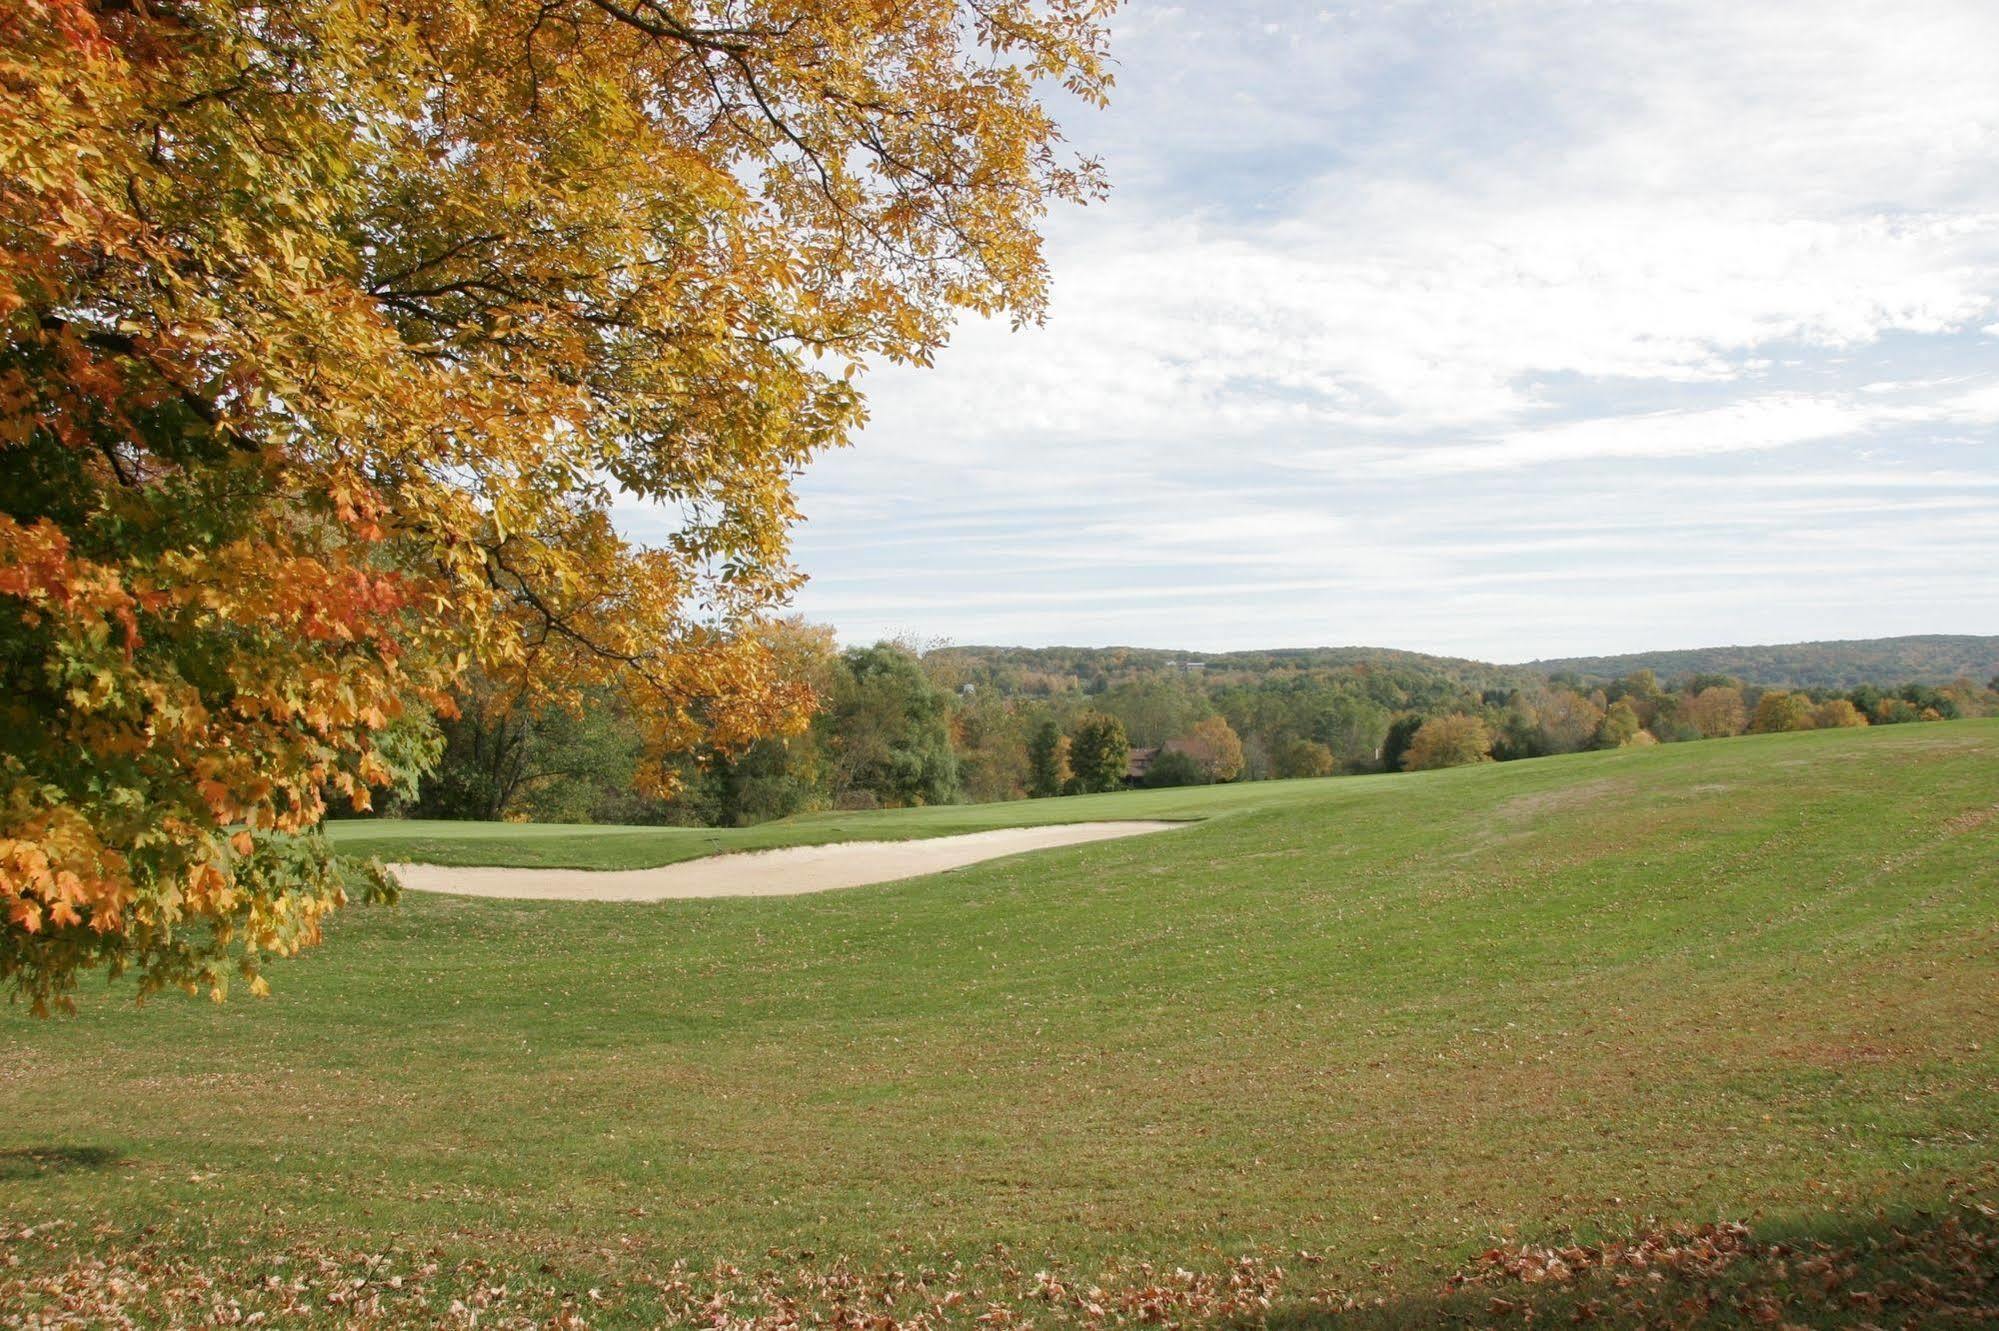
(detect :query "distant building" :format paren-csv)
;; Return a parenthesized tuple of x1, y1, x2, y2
(1124, 746, 1159, 784)
(1125, 738, 1200, 785)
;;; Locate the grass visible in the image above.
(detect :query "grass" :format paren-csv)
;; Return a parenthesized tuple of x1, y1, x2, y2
(4, 721, 1997, 1327)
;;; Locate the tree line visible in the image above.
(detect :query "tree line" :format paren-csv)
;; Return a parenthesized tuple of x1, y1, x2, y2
(1528, 634, 1999, 691)
(392, 626, 1999, 826)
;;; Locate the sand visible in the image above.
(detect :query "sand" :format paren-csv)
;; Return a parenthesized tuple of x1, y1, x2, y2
(388, 821, 1187, 902)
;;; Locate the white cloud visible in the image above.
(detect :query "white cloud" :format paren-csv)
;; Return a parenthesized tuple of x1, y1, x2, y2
(1314, 396, 1886, 477)
(768, 0, 1999, 657)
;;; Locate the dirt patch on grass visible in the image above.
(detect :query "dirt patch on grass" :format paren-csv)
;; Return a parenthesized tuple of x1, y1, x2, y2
(1875, 800, 1999, 876)
(1488, 778, 1635, 824)
(389, 822, 1188, 901)
(1942, 803, 1998, 837)
(1450, 778, 1638, 861)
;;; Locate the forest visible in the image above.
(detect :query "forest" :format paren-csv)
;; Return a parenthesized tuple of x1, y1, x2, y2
(392, 629, 1999, 827)
(1527, 633, 1999, 689)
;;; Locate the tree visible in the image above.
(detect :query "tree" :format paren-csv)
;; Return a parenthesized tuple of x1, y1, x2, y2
(1873, 697, 1921, 724)
(952, 692, 1031, 805)
(820, 644, 961, 808)
(1141, 748, 1208, 788)
(1749, 691, 1815, 734)
(1066, 712, 1130, 795)
(1314, 695, 1392, 771)
(650, 617, 838, 826)
(1595, 700, 1644, 749)
(703, 735, 829, 827)
(1489, 697, 1551, 761)
(1380, 714, 1428, 773)
(1100, 677, 1209, 747)
(1814, 698, 1869, 729)
(1176, 716, 1245, 782)
(1272, 738, 1336, 779)
(2, 2, 1108, 1009)
(1683, 686, 1749, 739)
(1025, 717, 1071, 800)
(417, 678, 645, 823)
(1898, 683, 1960, 720)
(1534, 689, 1607, 754)
(1620, 668, 1661, 701)
(1402, 714, 1494, 771)
(1645, 694, 1701, 744)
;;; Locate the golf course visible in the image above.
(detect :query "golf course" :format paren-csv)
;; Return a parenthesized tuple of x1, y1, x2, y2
(4, 721, 1995, 1327)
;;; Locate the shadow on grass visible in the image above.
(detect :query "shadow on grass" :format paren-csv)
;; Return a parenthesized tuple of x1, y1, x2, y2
(1267, 1197, 1999, 1329)
(0, 1145, 122, 1181)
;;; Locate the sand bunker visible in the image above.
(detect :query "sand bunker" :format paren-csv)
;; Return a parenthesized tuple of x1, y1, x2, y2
(389, 821, 1186, 901)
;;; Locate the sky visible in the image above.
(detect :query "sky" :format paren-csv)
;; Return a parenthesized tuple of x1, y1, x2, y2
(667, 1, 1999, 662)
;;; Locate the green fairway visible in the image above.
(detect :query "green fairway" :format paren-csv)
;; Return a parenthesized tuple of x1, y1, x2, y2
(322, 781, 1301, 869)
(5, 722, 1998, 1327)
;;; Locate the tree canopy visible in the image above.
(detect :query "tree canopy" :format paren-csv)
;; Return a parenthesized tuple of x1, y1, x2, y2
(1066, 711, 1129, 794)
(0, 0, 1112, 1009)
(1402, 714, 1493, 772)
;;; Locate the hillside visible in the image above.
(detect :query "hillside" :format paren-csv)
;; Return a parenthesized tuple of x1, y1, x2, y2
(934, 634, 1999, 694)
(1527, 633, 1999, 688)
(928, 642, 1541, 694)
(6, 722, 1997, 1327)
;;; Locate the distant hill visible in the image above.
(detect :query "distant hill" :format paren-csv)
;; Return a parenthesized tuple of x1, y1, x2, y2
(929, 643, 1541, 695)
(1525, 635, 1999, 690)
(933, 635, 1999, 695)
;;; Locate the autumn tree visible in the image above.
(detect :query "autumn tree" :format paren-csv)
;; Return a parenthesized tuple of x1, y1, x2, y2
(0, 0, 1111, 1009)
(1532, 689, 1606, 754)
(681, 619, 840, 825)
(1683, 686, 1749, 739)
(1026, 717, 1071, 799)
(1873, 696, 1921, 724)
(1619, 668, 1662, 704)
(1176, 716, 1245, 782)
(1402, 714, 1493, 771)
(1272, 738, 1336, 779)
(1380, 714, 1427, 773)
(1595, 700, 1644, 749)
(1066, 712, 1130, 794)
(1814, 698, 1869, 729)
(1749, 691, 1815, 734)
(1645, 693, 1701, 744)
